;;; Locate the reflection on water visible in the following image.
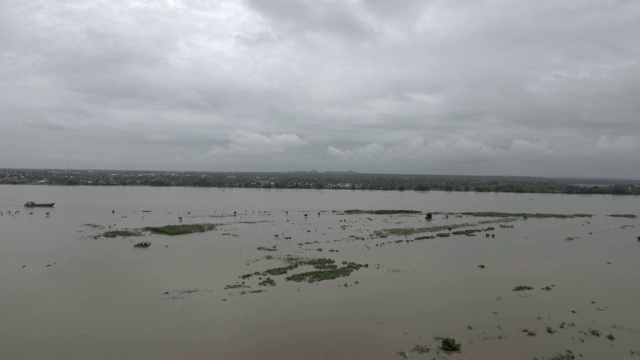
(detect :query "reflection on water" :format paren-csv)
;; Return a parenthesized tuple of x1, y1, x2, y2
(1, 185, 639, 359)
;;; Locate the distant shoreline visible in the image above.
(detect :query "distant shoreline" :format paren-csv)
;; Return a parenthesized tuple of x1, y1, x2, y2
(2, 169, 639, 196)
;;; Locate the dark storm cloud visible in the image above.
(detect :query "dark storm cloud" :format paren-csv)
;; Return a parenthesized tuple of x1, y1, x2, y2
(1, 0, 639, 177)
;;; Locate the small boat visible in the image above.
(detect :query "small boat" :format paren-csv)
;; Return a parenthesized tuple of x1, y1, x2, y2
(24, 201, 55, 207)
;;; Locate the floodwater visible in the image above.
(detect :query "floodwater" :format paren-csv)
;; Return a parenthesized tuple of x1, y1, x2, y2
(1, 185, 639, 359)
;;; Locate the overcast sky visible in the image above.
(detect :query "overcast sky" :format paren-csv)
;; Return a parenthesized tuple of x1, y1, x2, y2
(1, 0, 639, 178)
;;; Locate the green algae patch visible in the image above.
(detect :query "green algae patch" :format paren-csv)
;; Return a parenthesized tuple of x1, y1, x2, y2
(145, 223, 217, 236)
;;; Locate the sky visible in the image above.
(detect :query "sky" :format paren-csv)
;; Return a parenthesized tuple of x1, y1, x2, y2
(1, 0, 639, 178)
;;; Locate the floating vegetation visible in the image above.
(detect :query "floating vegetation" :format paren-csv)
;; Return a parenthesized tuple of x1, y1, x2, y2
(133, 242, 151, 248)
(607, 334, 616, 341)
(513, 285, 534, 291)
(257, 246, 277, 252)
(102, 229, 142, 238)
(608, 214, 637, 218)
(458, 212, 592, 219)
(436, 232, 451, 237)
(240, 272, 261, 280)
(412, 345, 430, 354)
(589, 329, 601, 337)
(414, 235, 436, 240)
(145, 223, 217, 236)
(521, 329, 537, 336)
(452, 229, 482, 236)
(564, 236, 581, 241)
(550, 350, 576, 360)
(286, 262, 367, 283)
(374, 222, 477, 237)
(344, 209, 421, 215)
(546, 326, 557, 334)
(225, 284, 250, 289)
(265, 265, 297, 276)
(259, 278, 276, 287)
(439, 337, 461, 352)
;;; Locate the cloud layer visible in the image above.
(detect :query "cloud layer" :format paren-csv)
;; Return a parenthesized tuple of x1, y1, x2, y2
(1, 0, 639, 178)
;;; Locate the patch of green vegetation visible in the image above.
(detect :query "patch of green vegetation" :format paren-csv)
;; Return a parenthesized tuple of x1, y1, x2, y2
(459, 212, 592, 219)
(439, 337, 461, 352)
(513, 285, 534, 291)
(285, 262, 367, 283)
(259, 278, 276, 287)
(265, 265, 297, 276)
(145, 223, 216, 235)
(375, 222, 477, 238)
(344, 209, 421, 215)
(240, 271, 261, 280)
(412, 345, 430, 354)
(589, 329, 601, 337)
(257, 246, 277, 251)
(436, 232, 451, 237)
(102, 229, 142, 238)
(521, 329, 537, 337)
(452, 229, 482, 236)
(607, 334, 615, 341)
(547, 326, 557, 334)
(608, 214, 637, 218)
(550, 350, 576, 360)
(225, 284, 249, 289)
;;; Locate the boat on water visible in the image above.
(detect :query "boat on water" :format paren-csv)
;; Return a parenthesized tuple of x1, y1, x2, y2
(24, 201, 55, 207)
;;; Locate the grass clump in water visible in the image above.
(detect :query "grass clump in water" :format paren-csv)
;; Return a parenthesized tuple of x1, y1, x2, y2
(102, 229, 141, 238)
(286, 262, 367, 283)
(344, 209, 421, 215)
(550, 350, 576, 360)
(257, 246, 277, 252)
(259, 278, 276, 287)
(608, 214, 637, 218)
(145, 223, 216, 235)
(439, 337, 461, 352)
(513, 285, 534, 291)
(412, 345, 430, 354)
(459, 212, 591, 219)
(265, 265, 297, 276)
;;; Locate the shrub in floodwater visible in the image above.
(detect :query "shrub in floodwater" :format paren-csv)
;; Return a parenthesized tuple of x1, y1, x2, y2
(412, 345, 430, 354)
(513, 285, 534, 291)
(439, 337, 461, 352)
(550, 350, 576, 360)
(102, 230, 141, 238)
(145, 223, 216, 235)
(259, 278, 276, 287)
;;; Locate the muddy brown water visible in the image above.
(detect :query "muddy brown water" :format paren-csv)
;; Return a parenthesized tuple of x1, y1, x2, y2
(1, 185, 639, 359)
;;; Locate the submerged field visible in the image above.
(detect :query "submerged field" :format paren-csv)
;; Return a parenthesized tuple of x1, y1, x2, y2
(1, 186, 639, 359)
